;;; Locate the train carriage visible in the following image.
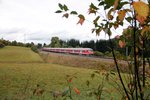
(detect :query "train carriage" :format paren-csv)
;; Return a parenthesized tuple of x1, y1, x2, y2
(42, 48, 94, 55)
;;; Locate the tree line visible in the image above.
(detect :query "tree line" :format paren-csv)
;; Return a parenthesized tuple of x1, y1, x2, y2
(1, 37, 150, 57)
(50, 36, 150, 57)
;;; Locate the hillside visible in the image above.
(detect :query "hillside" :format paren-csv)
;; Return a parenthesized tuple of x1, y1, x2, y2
(0, 46, 43, 63)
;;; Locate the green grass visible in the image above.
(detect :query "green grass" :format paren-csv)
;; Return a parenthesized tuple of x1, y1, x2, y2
(0, 63, 123, 100)
(0, 46, 149, 100)
(0, 46, 43, 62)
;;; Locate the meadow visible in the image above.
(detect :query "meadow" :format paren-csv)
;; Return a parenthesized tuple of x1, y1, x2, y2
(0, 46, 149, 100)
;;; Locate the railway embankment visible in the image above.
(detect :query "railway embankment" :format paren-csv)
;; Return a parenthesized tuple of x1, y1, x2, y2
(40, 51, 130, 73)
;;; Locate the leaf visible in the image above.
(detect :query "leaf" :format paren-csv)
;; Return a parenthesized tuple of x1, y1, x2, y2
(63, 4, 69, 11)
(117, 10, 126, 22)
(55, 10, 62, 13)
(136, 15, 145, 25)
(62, 13, 69, 18)
(73, 87, 80, 95)
(96, 27, 102, 36)
(70, 11, 78, 15)
(125, 17, 132, 23)
(98, 1, 105, 6)
(68, 78, 72, 83)
(113, 0, 120, 11)
(107, 8, 114, 20)
(113, 22, 119, 29)
(58, 3, 63, 10)
(77, 14, 85, 25)
(93, 16, 100, 24)
(119, 40, 126, 48)
(90, 3, 99, 10)
(141, 26, 150, 36)
(133, 1, 149, 20)
(114, 24, 119, 29)
(88, 3, 98, 14)
(104, 0, 115, 7)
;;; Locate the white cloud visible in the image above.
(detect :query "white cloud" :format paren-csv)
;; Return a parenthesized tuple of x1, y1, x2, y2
(0, 0, 123, 44)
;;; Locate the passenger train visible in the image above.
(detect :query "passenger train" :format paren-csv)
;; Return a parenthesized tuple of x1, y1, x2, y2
(42, 48, 94, 55)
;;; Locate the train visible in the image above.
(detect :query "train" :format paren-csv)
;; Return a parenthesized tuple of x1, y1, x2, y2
(42, 47, 94, 55)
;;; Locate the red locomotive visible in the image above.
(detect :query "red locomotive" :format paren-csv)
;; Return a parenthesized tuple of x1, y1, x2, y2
(42, 48, 94, 55)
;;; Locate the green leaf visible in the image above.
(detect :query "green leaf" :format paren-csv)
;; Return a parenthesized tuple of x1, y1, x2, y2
(119, 21, 123, 26)
(104, 0, 115, 7)
(93, 16, 100, 24)
(70, 11, 78, 15)
(55, 10, 62, 13)
(58, 3, 63, 10)
(90, 3, 99, 10)
(96, 27, 102, 36)
(109, 22, 113, 28)
(63, 4, 69, 11)
(104, 5, 110, 10)
(98, 1, 105, 6)
(125, 17, 132, 23)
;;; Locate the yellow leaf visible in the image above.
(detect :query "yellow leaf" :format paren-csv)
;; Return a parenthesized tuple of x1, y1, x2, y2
(133, 1, 149, 20)
(77, 15, 85, 25)
(118, 10, 126, 22)
(113, 0, 120, 11)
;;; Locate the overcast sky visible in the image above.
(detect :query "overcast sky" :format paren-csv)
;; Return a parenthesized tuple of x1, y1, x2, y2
(0, 0, 124, 44)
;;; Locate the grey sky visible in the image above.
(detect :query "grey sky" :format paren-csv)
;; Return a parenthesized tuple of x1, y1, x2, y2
(0, 0, 123, 44)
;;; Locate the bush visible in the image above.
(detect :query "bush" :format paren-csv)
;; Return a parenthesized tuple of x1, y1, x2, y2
(0, 42, 5, 48)
(104, 51, 112, 57)
(31, 45, 38, 53)
(93, 51, 104, 57)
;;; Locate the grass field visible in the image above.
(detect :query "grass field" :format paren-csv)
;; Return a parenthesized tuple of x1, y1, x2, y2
(0, 46, 43, 63)
(0, 46, 149, 100)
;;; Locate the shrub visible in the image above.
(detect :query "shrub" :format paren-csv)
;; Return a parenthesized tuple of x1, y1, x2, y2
(31, 45, 38, 53)
(0, 42, 5, 48)
(93, 51, 104, 57)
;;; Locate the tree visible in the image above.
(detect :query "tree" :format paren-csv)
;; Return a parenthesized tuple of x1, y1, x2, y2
(43, 43, 47, 47)
(59, 39, 68, 47)
(67, 39, 80, 47)
(50, 37, 61, 47)
(37, 43, 42, 49)
(56, 0, 150, 100)
(0, 42, 5, 48)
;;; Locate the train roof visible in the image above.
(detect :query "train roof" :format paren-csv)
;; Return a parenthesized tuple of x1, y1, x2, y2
(43, 48, 93, 50)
